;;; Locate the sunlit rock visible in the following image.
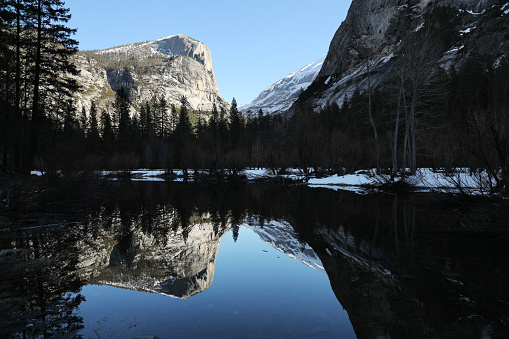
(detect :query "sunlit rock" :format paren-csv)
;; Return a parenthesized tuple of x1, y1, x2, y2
(73, 34, 229, 116)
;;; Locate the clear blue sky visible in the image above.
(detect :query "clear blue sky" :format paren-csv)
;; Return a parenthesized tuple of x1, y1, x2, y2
(65, 0, 352, 105)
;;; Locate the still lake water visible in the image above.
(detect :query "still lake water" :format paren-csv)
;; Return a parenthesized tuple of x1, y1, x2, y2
(1, 182, 508, 338)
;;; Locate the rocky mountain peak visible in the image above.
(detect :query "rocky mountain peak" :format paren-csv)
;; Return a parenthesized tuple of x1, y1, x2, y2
(320, 0, 503, 77)
(297, 0, 509, 111)
(74, 34, 228, 115)
(153, 34, 215, 74)
(94, 34, 214, 75)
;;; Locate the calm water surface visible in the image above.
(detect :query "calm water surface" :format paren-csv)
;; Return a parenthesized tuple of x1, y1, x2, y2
(78, 227, 354, 338)
(1, 182, 508, 338)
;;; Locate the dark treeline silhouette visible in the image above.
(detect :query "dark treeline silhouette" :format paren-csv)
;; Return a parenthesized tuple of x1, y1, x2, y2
(1, 3, 508, 194)
(20, 53, 506, 186)
(2, 55, 507, 184)
(0, 0, 78, 174)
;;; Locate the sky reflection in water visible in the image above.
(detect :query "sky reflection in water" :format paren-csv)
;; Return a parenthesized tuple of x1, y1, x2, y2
(79, 227, 356, 338)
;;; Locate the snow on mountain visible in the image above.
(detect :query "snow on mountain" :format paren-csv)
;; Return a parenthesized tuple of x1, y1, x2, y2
(243, 219, 325, 272)
(75, 34, 228, 114)
(93, 34, 215, 75)
(298, 0, 509, 113)
(240, 58, 325, 116)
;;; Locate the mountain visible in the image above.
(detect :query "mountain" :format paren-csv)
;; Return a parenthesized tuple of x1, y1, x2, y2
(240, 58, 324, 116)
(73, 34, 229, 115)
(294, 0, 509, 111)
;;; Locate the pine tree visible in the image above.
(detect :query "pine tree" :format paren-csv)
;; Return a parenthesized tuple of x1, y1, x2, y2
(169, 104, 178, 133)
(218, 105, 228, 156)
(79, 106, 88, 137)
(114, 87, 131, 150)
(23, 0, 79, 172)
(257, 108, 264, 120)
(101, 110, 115, 154)
(87, 102, 101, 153)
(228, 97, 244, 148)
(210, 103, 219, 135)
(0, 0, 14, 170)
(154, 96, 168, 139)
(139, 102, 147, 139)
(174, 96, 191, 137)
(0, 0, 25, 170)
(173, 96, 194, 173)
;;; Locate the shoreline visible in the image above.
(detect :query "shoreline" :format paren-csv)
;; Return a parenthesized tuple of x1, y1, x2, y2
(28, 167, 502, 196)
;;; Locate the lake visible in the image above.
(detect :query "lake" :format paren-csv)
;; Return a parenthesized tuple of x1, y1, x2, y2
(1, 182, 508, 338)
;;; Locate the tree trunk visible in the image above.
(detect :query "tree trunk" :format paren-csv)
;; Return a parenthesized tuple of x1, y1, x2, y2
(9, 0, 23, 171)
(367, 64, 380, 174)
(410, 110, 417, 175)
(402, 100, 410, 179)
(26, 0, 42, 173)
(409, 86, 418, 175)
(392, 87, 403, 180)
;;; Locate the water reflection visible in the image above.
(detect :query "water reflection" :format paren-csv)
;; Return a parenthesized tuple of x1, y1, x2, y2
(292, 191, 509, 338)
(0, 182, 508, 338)
(91, 218, 229, 299)
(0, 226, 86, 337)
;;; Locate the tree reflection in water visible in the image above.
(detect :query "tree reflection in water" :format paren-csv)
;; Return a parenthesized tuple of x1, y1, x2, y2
(0, 226, 86, 338)
(0, 182, 508, 338)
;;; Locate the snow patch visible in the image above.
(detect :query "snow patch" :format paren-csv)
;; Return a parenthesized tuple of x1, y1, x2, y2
(446, 45, 464, 54)
(466, 9, 485, 15)
(379, 53, 394, 64)
(308, 174, 372, 186)
(459, 27, 474, 34)
(306, 168, 498, 195)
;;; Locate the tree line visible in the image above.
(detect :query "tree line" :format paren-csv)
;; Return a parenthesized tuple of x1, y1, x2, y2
(1, 1, 508, 194)
(55, 92, 287, 177)
(2, 49, 508, 192)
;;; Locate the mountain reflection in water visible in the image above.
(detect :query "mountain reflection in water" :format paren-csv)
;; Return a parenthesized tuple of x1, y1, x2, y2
(0, 182, 508, 338)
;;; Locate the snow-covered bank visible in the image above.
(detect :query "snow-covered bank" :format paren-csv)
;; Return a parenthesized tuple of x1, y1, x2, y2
(308, 172, 373, 187)
(309, 168, 498, 195)
(30, 168, 499, 195)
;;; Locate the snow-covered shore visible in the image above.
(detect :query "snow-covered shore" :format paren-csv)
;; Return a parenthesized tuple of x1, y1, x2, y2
(30, 168, 498, 195)
(308, 168, 495, 194)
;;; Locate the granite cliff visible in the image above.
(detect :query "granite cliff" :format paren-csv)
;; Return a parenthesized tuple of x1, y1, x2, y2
(294, 0, 509, 111)
(73, 34, 229, 115)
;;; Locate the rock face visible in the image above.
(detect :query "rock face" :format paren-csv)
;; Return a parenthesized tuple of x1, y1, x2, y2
(151, 35, 215, 73)
(74, 34, 229, 115)
(296, 0, 509, 111)
(72, 54, 116, 113)
(240, 58, 324, 116)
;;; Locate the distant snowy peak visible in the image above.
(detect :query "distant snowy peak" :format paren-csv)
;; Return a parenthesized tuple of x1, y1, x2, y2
(240, 58, 325, 116)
